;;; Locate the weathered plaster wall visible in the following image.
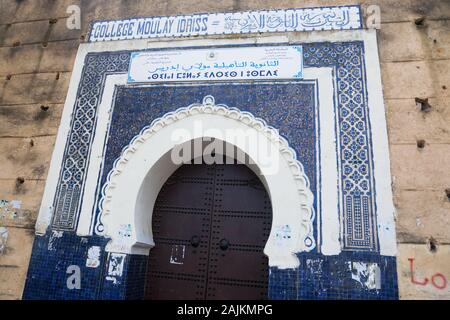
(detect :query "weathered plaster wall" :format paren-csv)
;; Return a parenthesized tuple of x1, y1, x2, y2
(0, 0, 448, 299)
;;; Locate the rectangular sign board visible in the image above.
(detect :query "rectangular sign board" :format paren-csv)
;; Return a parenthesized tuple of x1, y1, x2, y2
(128, 46, 303, 83)
(89, 6, 362, 42)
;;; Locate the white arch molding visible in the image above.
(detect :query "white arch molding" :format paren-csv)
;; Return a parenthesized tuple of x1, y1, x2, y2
(97, 95, 315, 269)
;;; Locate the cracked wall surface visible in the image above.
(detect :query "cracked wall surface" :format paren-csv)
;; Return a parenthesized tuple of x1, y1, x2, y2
(0, 0, 449, 300)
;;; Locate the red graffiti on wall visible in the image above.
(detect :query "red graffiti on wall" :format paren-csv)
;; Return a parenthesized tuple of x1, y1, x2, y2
(408, 258, 448, 290)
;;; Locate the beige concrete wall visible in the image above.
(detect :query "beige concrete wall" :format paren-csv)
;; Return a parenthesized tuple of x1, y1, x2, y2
(0, 0, 448, 300)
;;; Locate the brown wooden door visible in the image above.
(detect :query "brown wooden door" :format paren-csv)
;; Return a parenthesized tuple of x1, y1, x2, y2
(145, 163, 272, 300)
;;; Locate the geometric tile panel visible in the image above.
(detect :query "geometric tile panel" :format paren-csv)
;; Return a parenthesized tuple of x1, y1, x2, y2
(303, 42, 378, 250)
(51, 52, 130, 230)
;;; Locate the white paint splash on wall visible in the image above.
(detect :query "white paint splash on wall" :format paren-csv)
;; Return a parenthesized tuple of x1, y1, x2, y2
(118, 224, 132, 239)
(105, 276, 118, 284)
(10, 200, 22, 209)
(106, 253, 126, 285)
(348, 261, 381, 290)
(48, 230, 63, 251)
(86, 246, 101, 268)
(415, 217, 424, 228)
(274, 225, 292, 247)
(169, 245, 185, 265)
(108, 253, 126, 277)
(306, 258, 324, 275)
(0, 199, 23, 220)
(0, 227, 8, 255)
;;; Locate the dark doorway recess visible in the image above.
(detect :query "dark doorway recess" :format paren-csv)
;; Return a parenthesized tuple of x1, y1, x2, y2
(145, 163, 272, 300)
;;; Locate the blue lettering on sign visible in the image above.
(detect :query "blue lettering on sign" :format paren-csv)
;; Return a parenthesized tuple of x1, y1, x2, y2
(135, 18, 177, 36)
(89, 6, 362, 42)
(128, 46, 303, 83)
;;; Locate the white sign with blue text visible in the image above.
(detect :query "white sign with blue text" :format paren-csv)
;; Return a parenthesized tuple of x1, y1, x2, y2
(128, 46, 303, 83)
(89, 6, 361, 42)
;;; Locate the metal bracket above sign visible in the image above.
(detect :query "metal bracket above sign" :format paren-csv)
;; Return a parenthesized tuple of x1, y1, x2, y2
(127, 46, 303, 83)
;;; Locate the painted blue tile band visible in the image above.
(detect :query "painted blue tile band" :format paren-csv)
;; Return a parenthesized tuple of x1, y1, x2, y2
(23, 231, 148, 300)
(23, 231, 398, 299)
(269, 252, 398, 300)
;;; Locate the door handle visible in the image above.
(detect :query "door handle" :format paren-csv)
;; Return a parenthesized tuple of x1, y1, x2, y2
(190, 235, 200, 248)
(219, 238, 229, 251)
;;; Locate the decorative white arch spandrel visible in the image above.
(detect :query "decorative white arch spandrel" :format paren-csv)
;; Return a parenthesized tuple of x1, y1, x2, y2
(97, 95, 315, 269)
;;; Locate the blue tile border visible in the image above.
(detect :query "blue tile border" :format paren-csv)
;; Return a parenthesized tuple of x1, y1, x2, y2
(23, 231, 398, 299)
(269, 252, 399, 300)
(23, 231, 148, 300)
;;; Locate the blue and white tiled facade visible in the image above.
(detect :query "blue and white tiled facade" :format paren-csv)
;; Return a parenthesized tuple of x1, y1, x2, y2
(23, 6, 398, 300)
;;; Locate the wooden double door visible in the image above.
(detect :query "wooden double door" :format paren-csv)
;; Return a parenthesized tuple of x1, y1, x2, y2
(145, 163, 272, 300)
